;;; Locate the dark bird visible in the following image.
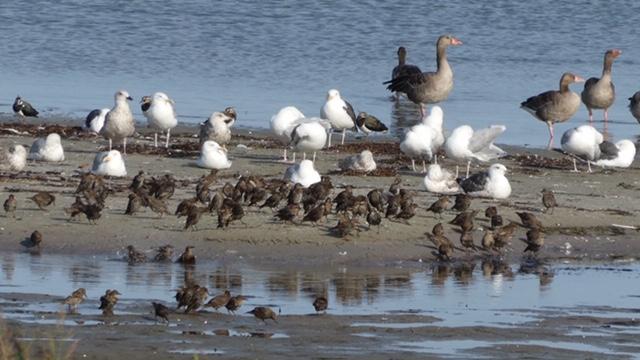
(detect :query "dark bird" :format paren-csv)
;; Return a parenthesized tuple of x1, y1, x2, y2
(460, 231, 476, 251)
(629, 91, 640, 123)
(481, 230, 495, 251)
(333, 186, 354, 213)
(303, 201, 328, 226)
(185, 286, 209, 313)
(208, 190, 225, 212)
(217, 199, 244, 229)
(176, 285, 200, 310)
(384, 35, 463, 117)
(275, 203, 302, 223)
(153, 174, 176, 200)
(152, 302, 170, 323)
(183, 206, 208, 231)
(313, 296, 328, 313)
(259, 192, 284, 210)
(140, 95, 152, 112)
(450, 210, 478, 232)
(177, 246, 196, 264)
(490, 215, 503, 229)
(29, 191, 56, 210)
(124, 193, 142, 215)
(395, 202, 418, 223)
(22, 230, 43, 250)
(541, 189, 557, 214)
(154, 245, 174, 262)
(3, 194, 17, 218)
(366, 208, 382, 233)
(390, 46, 423, 98)
(205, 290, 231, 311)
(247, 307, 278, 324)
(355, 112, 388, 136)
(225, 295, 247, 315)
(385, 195, 400, 218)
(330, 213, 358, 238)
(79, 203, 102, 224)
(126, 245, 147, 264)
(516, 212, 543, 230)
(367, 188, 385, 212)
(99, 289, 121, 316)
(432, 223, 445, 236)
(63, 288, 87, 312)
(388, 176, 402, 196)
(427, 196, 450, 218)
(581, 49, 621, 123)
(494, 222, 519, 250)
(484, 206, 498, 219)
(522, 228, 545, 254)
(129, 170, 145, 192)
(247, 188, 267, 207)
(64, 196, 85, 221)
(521, 72, 584, 149)
(175, 197, 198, 217)
(452, 194, 471, 212)
(13, 96, 39, 120)
(143, 194, 169, 217)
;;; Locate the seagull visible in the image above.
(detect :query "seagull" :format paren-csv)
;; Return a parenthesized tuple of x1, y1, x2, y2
(197, 140, 232, 170)
(270, 106, 306, 162)
(355, 112, 388, 136)
(338, 150, 377, 172)
(444, 124, 506, 177)
(0, 144, 27, 171)
(91, 150, 127, 177)
(560, 125, 603, 172)
(28, 133, 65, 162)
(458, 163, 511, 199)
(320, 89, 356, 147)
(199, 111, 234, 147)
(399, 106, 445, 172)
(594, 140, 636, 168)
(288, 118, 330, 162)
(423, 164, 460, 194)
(284, 159, 321, 188)
(85, 108, 110, 134)
(142, 92, 178, 148)
(13, 96, 39, 122)
(101, 90, 135, 155)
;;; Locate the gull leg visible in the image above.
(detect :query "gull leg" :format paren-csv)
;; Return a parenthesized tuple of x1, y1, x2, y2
(283, 148, 288, 162)
(154, 133, 158, 148)
(341, 129, 346, 145)
(123, 138, 127, 156)
(434, 155, 438, 165)
(465, 161, 471, 178)
(411, 159, 416, 172)
(313, 152, 317, 162)
(419, 105, 425, 118)
(327, 131, 333, 148)
(108, 138, 113, 151)
(604, 108, 609, 123)
(572, 159, 578, 173)
(455, 165, 459, 178)
(165, 129, 171, 148)
(587, 160, 592, 173)
(546, 122, 554, 150)
(422, 160, 427, 173)
(292, 152, 296, 163)
(303, 152, 306, 160)
(588, 109, 593, 124)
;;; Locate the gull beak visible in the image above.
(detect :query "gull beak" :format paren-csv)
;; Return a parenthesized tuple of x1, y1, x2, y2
(127, 96, 133, 101)
(168, 98, 175, 105)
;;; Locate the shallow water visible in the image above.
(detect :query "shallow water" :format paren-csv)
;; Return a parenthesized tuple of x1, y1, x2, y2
(1, 1, 639, 147)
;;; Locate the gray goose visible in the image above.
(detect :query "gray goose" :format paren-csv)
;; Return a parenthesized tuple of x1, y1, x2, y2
(628, 91, 640, 124)
(520, 73, 584, 149)
(391, 47, 422, 98)
(581, 49, 621, 123)
(384, 35, 462, 117)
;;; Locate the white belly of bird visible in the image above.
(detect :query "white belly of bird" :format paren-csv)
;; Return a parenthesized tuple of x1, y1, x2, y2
(147, 103, 177, 131)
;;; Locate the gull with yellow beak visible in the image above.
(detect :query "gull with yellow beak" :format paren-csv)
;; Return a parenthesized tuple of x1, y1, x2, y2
(91, 150, 127, 177)
(142, 92, 178, 148)
(320, 89, 357, 147)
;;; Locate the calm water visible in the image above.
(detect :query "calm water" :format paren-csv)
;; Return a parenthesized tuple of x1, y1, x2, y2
(1, 1, 639, 147)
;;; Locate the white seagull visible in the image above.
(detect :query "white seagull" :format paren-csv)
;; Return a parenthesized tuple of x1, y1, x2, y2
(28, 133, 65, 162)
(142, 92, 178, 148)
(91, 150, 127, 177)
(338, 150, 377, 172)
(284, 159, 321, 188)
(101, 90, 135, 155)
(444, 124, 507, 177)
(423, 164, 460, 194)
(0, 144, 27, 171)
(399, 105, 445, 172)
(320, 89, 357, 147)
(458, 163, 511, 199)
(85, 108, 109, 134)
(199, 111, 234, 147)
(288, 118, 330, 162)
(197, 140, 232, 170)
(270, 106, 305, 161)
(594, 140, 636, 168)
(560, 125, 604, 172)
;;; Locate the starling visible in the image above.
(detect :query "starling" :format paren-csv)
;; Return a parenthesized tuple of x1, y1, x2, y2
(80, 203, 103, 224)
(303, 202, 326, 226)
(126, 245, 147, 264)
(225, 295, 247, 314)
(184, 206, 208, 231)
(388, 176, 402, 196)
(175, 197, 199, 217)
(523, 228, 544, 254)
(312, 296, 328, 313)
(427, 196, 450, 218)
(333, 186, 354, 213)
(129, 170, 145, 192)
(29, 191, 56, 210)
(438, 242, 454, 261)
(185, 286, 209, 313)
(64, 196, 85, 221)
(3, 194, 17, 218)
(247, 307, 278, 324)
(260, 192, 283, 210)
(367, 188, 385, 212)
(452, 194, 471, 212)
(395, 202, 418, 223)
(177, 246, 196, 264)
(125, 193, 142, 215)
(481, 230, 495, 251)
(330, 213, 358, 238)
(516, 212, 543, 229)
(247, 188, 267, 207)
(152, 302, 170, 323)
(432, 223, 445, 236)
(153, 174, 176, 200)
(154, 245, 174, 262)
(205, 290, 231, 311)
(495, 222, 519, 249)
(99, 289, 121, 316)
(63, 288, 87, 312)
(460, 231, 477, 251)
(208, 190, 225, 212)
(541, 188, 557, 214)
(23, 230, 43, 250)
(366, 208, 382, 233)
(385, 195, 400, 218)
(275, 204, 301, 223)
(490, 215, 503, 229)
(351, 195, 369, 218)
(143, 194, 169, 217)
(176, 285, 200, 310)
(450, 210, 478, 232)
(485, 206, 498, 219)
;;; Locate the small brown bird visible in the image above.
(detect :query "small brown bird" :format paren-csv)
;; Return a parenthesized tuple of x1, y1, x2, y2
(129, 170, 146, 192)
(438, 242, 454, 261)
(460, 231, 476, 251)
(523, 228, 544, 254)
(3, 194, 17, 218)
(260, 192, 284, 210)
(427, 196, 450, 218)
(177, 246, 196, 264)
(154, 245, 174, 262)
(395, 202, 418, 224)
(330, 213, 359, 238)
(452, 194, 471, 212)
(79, 203, 102, 224)
(152, 302, 170, 323)
(494, 222, 519, 249)
(99, 289, 121, 316)
(125, 193, 142, 215)
(517, 212, 543, 229)
(303, 202, 326, 226)
(225, 295, 247, 314)
(185, 286, 209, 313)
(205, 290, 231, 311)
(541, 188, 557, 214)
(366, 208, 382, 233)
(22, 230, 43, 250)
(388, 176, 402, 196)
(143, 194, 169, 217)
(312, 296, 328, 313)
(208, 190, 225, 212)
(63, 288, 87, 312)
(481, 230, 495, 251)
(176, 285, 200, 310)
(29, 191, 56, 210)
(175, 197, 199, 217)
(432, 223, 445, 236)
(275, 203, 301, 223)
(184, 206, 208, 231)
(64, 196, 85, 221)
(450, 210, 478, 232)
(385, 195, 400, 218)
(490, 215, 503, 229)
(126, 245, 147, 264)
(485, 206, 498, 219)
(367, 188, 385, 212)
(247, 306, 278, 324)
